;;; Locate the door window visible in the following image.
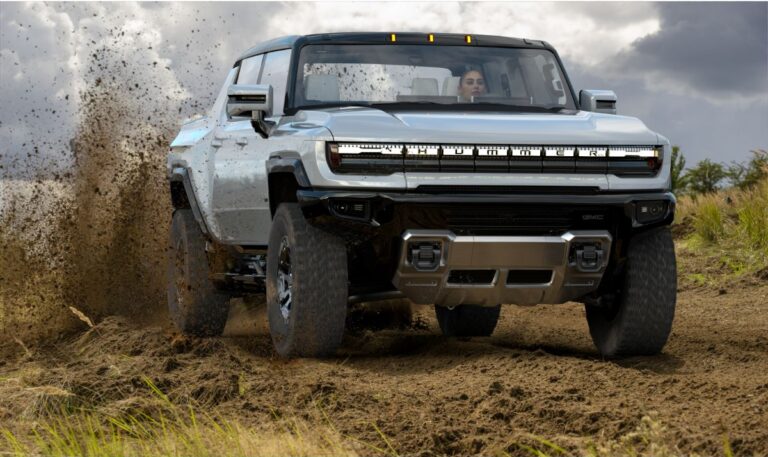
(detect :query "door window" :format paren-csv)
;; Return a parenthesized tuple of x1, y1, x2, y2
(237, 54, 264, 85)
(259, 49, 291, 115)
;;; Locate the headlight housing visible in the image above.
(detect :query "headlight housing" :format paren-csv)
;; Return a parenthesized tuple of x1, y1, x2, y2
(326, 142, 662, 176)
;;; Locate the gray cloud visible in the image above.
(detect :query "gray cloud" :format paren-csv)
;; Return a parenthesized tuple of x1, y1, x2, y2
(568, 63, 768, 166)
(1, 1, 766, 180)
(610, 2, 768, 103)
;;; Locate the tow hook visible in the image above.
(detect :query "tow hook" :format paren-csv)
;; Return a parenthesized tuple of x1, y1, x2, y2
(408, 242, 442, 271)
(574, 244, 604, 272)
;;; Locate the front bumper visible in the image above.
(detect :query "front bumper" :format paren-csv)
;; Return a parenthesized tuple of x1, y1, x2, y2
(393, 229, 612, 306)
(297, 188, 676, 230)
(296, 188, 674, 303)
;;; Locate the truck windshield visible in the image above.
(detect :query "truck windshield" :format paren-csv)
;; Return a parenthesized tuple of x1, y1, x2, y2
(293, 44, 576, 111)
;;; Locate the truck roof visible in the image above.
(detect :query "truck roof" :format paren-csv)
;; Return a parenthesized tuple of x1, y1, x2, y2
(236, 32, 551, 64)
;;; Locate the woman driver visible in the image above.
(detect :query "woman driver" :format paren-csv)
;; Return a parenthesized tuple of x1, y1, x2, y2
(458, 69, 487, 101)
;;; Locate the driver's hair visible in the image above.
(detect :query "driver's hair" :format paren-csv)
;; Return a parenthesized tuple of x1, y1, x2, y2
(459, 66, 487, 85)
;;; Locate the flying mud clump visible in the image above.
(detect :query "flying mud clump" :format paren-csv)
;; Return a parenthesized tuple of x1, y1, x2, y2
(1, 26, 195, 346)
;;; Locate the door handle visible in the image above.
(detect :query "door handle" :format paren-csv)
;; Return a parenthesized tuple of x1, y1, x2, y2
(236, 137, 248, 146)
(211, 139, 223, 148)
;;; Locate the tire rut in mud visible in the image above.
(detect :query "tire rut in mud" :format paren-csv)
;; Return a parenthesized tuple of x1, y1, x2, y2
(2, 280, 767, 455)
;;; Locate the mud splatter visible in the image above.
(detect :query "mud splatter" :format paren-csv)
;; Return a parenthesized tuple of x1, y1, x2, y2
(1, 29, 192, 342)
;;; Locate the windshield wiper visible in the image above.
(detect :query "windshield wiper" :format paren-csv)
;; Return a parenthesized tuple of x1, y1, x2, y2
(369, 102, 572, 113)
(470, 103, 568, 113)
(369, 101, 453, 110)
(292, 102, 373, 111)
(292, 101, 571, 113)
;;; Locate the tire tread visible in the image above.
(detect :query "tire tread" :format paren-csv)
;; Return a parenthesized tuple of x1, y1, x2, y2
(587, 227, 677, 357)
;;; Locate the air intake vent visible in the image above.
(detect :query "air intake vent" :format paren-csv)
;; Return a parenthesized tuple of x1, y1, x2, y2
(506, 270, 553, 284)
(448, 269, 497, 284)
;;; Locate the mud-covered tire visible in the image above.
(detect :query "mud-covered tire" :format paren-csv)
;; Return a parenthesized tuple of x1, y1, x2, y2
(586, 227, 677, 357)
(434, 304, 501, 337)
(167, 209, 230, 337)
(266, 203, 348, 358)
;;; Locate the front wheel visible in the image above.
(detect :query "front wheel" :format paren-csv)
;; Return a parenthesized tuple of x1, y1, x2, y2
(586, 227, 677, 357)
(266, 204, 348, 358)
(434, 304, 501, 337)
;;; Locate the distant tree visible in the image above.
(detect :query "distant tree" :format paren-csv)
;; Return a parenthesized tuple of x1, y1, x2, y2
(670, 146, 687, 192)
(685, 159, 727, 194)
(727, 149, 768, 189)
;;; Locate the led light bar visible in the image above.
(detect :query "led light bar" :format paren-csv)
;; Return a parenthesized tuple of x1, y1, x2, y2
(326, 143, 662, 175)
(330, 143, 403, 174)
(606, 146, 660, 175)
(476, 145, 509, 171)
(404, 144, 440, 171)
(607, 146, 658, 158)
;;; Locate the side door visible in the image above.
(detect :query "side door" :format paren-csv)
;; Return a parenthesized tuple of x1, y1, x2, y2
(210, 49, 291, 245)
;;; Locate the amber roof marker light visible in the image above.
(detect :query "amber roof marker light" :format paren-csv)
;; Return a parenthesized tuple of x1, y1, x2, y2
(465, 35, 472, 44)
(428, 34, 435, 43)
(390, 33, 397, 42)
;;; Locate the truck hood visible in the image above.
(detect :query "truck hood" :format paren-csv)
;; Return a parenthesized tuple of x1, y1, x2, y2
(294, 107, 659, 145)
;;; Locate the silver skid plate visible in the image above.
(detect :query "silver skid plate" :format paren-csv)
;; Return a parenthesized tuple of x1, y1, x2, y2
(392, 230, 612, 307)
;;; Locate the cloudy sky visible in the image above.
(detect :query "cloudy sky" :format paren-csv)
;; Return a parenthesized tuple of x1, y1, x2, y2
(1, 1, 766, 179)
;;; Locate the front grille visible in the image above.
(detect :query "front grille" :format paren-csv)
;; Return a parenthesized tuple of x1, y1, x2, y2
(445, 207, 572, 236)
(416, 185, 600, 195)
(399, 204, 614, 236)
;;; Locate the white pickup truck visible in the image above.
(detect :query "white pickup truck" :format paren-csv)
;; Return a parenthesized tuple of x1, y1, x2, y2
(166, 32, 677, 358)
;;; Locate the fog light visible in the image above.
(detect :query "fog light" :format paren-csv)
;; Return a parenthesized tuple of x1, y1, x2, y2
(636, 200, 667, 224)
(330, 199, 369, 220)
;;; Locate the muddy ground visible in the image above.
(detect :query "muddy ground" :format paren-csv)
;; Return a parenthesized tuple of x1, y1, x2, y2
(2, 246, 767, 456)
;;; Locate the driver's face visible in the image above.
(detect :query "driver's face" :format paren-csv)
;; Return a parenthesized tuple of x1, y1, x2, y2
(459, 71, 486, 99)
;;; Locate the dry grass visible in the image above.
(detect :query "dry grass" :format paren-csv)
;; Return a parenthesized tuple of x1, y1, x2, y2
(676, 177, 768, 279)
(1, 376, 360, 457)
(1, 361, 736, 457)
(4, 408, 733, 457)
(2, 412, 359, 457)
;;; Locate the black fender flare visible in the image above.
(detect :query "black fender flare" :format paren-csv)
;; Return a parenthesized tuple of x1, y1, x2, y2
(266, 156, 313, 216)
(169, 167, 210, 236)
(265, 156, 311, 188)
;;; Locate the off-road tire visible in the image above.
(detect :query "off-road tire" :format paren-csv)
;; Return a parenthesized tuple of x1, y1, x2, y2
(586, 227, 677, 357)
(434, 304, 501, 337)
(266, 203, 348, 358)
(167, 209, 230, 336)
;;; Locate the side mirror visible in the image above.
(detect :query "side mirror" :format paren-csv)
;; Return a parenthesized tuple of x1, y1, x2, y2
(227, 84, 273, 119)
(579, 89, 617, 115)
(227, 84, 273, 137)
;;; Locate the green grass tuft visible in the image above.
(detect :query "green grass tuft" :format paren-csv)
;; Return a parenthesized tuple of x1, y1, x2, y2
(677, 175, 768, 281)
(693, 200, 725, 244)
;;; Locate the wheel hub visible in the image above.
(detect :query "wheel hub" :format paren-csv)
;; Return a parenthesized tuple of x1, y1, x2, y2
(277, 237, 293, 321)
